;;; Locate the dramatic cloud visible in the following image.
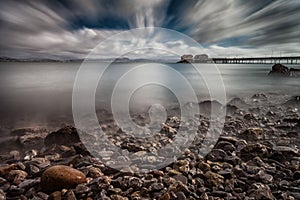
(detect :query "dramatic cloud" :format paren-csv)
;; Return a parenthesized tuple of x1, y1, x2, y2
(0, 0, 299, 59)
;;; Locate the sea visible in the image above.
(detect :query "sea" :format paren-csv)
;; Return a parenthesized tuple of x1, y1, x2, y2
(0, 62, 299, 129)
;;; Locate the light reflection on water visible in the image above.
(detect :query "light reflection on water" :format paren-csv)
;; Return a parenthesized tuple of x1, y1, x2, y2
(0, 62, 299, 128)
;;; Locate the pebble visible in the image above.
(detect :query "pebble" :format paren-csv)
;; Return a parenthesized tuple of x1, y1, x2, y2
(41, 165, 86, 193)
(0, 96, 299, 199)
(7, 170, 28, 185)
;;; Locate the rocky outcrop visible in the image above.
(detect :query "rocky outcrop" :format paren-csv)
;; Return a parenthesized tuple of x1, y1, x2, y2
(176, 59, 191, 63)
(268, 63, 300, 76)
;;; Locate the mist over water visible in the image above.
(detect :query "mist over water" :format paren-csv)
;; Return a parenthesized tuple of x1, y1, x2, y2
(0, 62, 299, 129)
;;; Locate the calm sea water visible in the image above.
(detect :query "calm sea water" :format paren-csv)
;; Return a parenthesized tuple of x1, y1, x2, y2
(0, 62, 299, 128)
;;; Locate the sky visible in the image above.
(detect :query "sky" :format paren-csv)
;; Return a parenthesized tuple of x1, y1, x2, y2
(0, 0, 300, 60)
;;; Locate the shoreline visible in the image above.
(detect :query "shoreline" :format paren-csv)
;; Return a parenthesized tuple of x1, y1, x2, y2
(0, 93, 299, 199)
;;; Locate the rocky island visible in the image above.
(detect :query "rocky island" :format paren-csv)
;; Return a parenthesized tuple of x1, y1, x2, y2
(268, 64, 300, 77)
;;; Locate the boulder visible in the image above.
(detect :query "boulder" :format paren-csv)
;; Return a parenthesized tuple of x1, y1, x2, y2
(268, 63, 300, 76)
(268, 63, 289, 76)
(44, 126, 81, 147)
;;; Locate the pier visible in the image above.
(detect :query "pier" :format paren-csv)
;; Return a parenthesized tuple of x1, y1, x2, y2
(212, 56, 300, 64)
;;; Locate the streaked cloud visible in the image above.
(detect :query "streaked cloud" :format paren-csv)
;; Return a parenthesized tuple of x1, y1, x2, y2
(0, 0, 299, 59)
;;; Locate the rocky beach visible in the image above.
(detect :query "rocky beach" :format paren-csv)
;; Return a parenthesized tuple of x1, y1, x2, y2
(0, 94, 299, 200)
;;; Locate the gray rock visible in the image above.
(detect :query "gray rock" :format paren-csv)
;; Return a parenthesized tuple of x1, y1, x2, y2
(268, 63, 289, 76)
(176, 191, 187, 200)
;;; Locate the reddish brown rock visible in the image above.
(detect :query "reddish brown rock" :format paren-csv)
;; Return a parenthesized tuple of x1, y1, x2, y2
(41, 165, 86, 193)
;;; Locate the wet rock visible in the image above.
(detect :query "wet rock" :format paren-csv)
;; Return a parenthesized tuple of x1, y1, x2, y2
(249, 183, 274, 200)
(75, 184, 90, 194)
(168, 169, 182, 175)
(252, 93, 268, 102)
(65, 190, 76, 200)
(239, 144, 269, 162)
(159, 192, 170, 200)
(87, 166, 103, 178)
(198, 161, 211, 172)
(35, 192, 49, 200)
(228, 97, 250, 109)
(268, 63, 289, 76)
(226, 104, 239, 115)
(150, 183, 164, 191)
(206, 149, 227, 162)
(244, 113, 256, 120)
(7, 170, 28, 185)
(173, 160, 190, 173)
(44, 126, 81, 147)
(9, 150, 21, 161)
(176, 191, 186, 200)
(283, 95, 300, 108)
(215, 141, 236, 153)
(293, 171, 300, 180)
(110, 194, 129, 200)
(256, 170, 273, 183)
(204, 171, 224, 187)
(7, 185, 25, 197)
(199, 100, 223, 117)
(18, 178, 40, 190)
(41, 165, 86, 193)
(49, 191, 62, 200)
(0, 189, 5, 200)
(218, 169, 232, 179)
(128, 177, 143, 190)
(19, 131, 48, 150)
(0, 164, 17, 176)
(0, 178, 10, 192)
(240, 127, 264, 140)
(173, 174, 188, 185)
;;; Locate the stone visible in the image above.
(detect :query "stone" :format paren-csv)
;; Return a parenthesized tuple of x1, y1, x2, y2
(205, 171, 224, 187)
(207, 149, 227, 162)
(0, 189, 5, 200)
(240, 128, 264, 140)
(19, 179, 40, 189)
(293, 171, 300, 180)
(0, 164, 17, 176)
(49, 191, 62, 200)
(168, 169, 182, 175)
(87, 166, 103, 178)
(173, 174, 188, 185)
(252, 93, 268, 101)
(159, 192, 170, 200)
(35, 192, 49, 200)
(150, 183, 165, 191)
(75, 184, 90, 194)
(7, 170, 28, 185)
(7, 185, 25, 197)
(173, 160, 190, 173)
(44, 126, 81, 147)
(239, 144, 269, 162)
(249, 183, 274, 200)
(110, 195, 129, 200)
(176, 191, 187, 200)
(268, 63, 289, 75)
(41, 165, 86, 193)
